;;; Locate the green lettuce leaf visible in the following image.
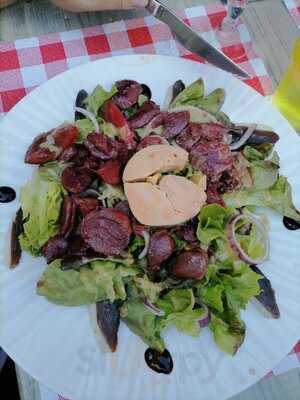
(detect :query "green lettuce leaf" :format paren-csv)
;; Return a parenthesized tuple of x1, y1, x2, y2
(209, 311, 245, 356)
(223, 176, 300, 222)
(98, 184, 125, 207)
(19, 170, 65, 255)
(120, 298, 165, 352)
(132, 276, 164, 303)
(197, 204, 232, 245)
(37, 260, 139, 306)
(243, 146, 280, 190)
(197, 284, 224, 313)
(85, 84, 117, 115)
(128, 235, 145, 254)
(243, 144, 274, 162)
(38, 161, 67, 183)
(170, 78, 204, 108)
(156, 289, 204, 337)
(75, 118, 94, 142)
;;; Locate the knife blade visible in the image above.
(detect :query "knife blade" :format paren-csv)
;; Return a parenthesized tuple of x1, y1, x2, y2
(146, 0, 250, 79)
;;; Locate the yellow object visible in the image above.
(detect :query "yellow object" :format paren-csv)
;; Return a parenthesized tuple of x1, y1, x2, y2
(273, 37, 300, 132)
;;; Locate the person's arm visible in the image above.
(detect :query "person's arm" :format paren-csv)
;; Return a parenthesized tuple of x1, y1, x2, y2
(51, 0, 148, 12)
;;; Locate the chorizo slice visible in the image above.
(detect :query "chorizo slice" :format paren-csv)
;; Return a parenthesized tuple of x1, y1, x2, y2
(41, 235, 68, 264)
(59, 196, 77, 237)
(170, 249, 208, 279)
(25, 133, 58, 165)
(147, 230, 175, 271)
(96, 160, 121, 185)
(62, 166, 92, 194)
(74, 197, 99, 216)
(80, 208, 132, 256)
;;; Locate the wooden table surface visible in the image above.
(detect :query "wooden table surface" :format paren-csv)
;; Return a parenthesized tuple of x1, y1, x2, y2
(1, 1, 300, 399)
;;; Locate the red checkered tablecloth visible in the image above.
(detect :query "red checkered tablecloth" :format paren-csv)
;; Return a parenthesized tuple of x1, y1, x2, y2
(0, 3, 299, 399)
(283, 0, 300, 28)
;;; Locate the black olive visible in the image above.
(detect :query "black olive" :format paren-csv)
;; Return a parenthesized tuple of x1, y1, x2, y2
(141, 84, 152, 100)
(144, 348, 173, 374)
(0, 186, 16, 203)
(75, 89, 88, 120)
(283, 216, 300, 231)
(172, 80, 185, 102)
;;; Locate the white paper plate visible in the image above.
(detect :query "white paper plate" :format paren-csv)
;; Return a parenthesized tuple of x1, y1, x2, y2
(0, 55, 300, 400)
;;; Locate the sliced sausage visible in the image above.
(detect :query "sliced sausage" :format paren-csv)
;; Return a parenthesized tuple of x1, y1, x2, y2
(80, 208, 132, 255)
(170, 249, 208, 279)
(173, 221, 197, 244)
(58, 146, 78, 162)
(96, 160, 121, 185)
(41, 235, 68, 264)
(62, 166, 92, 194)
(114, 200, 131, 217)
(59, 196, 77, 237)
(52, 125, 78, 149)
(74, 197, 99, 216)
(147, 230, 175, 271)
(163, 111, 189, 139)
(136, 135, 166, 151)
(24, 133, 57, 164)
(114, 80, 143, 110)
(128, 101, 160, 129)
(67, 235, 91, 257)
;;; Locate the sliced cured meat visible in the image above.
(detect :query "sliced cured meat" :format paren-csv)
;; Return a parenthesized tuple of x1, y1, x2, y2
(114, 80, 143, 110)
(114, 200, 131, 217)
(84, 133, 129, 163)
(59, 196, 77, 237)
(170, 249, 208, 279)
(74, 197, 99, 216)
(84, 133, 119, 160)
(83, 156, 99, 172)
(41, 235, 68, 264)
(52, 124, 78, 149)
(25, 133, 58, 164)
(136, 135, 166, 151)
(80, 208, 132, 255)
(67, 235, 90, 257)
(132, 220, 149, 236)
(206, 183, 225, 206)
(163, 111, 189, 139)
(198, 123, 228, 142)
(128, 101, 160, 129)
(190, 142, 233, 178)
(73, 146, 89, 166)
(62, 166, 92, 193)
(58, 146, 78, 162)
(173, 221, 197, 244)
(97, 160, 121, 185)
(147, 231, 175, 271)
(176, 123, 228, 151)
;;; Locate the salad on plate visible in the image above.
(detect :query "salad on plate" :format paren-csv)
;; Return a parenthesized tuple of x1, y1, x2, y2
(9, 77, 300, 374)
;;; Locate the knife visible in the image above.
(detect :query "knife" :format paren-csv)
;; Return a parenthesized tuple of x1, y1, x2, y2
(146, 0, 250, 79)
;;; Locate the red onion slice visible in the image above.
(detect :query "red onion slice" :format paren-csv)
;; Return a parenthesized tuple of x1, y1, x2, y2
(75, 107, 100, 133)
(143, 299, 165, 317)
(229, 124, 257, 150)
(197, 302, 211, 328)
(226, 213, 269, 264)
(138, 230, 150, 260)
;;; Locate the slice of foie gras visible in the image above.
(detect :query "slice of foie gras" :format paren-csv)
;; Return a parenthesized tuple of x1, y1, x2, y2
(123, 144, 189, 183)
(124, 176, 206, 226)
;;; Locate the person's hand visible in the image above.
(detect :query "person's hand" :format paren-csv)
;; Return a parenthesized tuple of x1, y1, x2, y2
(51, 0, 148, 12)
